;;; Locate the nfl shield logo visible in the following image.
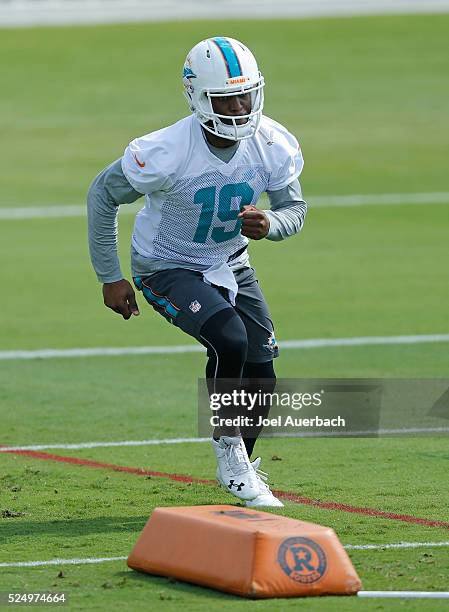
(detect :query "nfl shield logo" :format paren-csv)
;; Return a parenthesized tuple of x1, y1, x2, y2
(189, 300, 202, 313)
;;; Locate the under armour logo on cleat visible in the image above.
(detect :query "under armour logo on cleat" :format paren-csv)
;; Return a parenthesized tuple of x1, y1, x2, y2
(228, 480, 245, 491)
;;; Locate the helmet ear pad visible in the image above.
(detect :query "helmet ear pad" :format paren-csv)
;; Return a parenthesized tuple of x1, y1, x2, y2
(182, 37, 265, 141)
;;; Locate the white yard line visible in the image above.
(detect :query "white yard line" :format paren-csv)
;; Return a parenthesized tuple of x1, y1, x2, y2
(311, 192, 449, 207)
(0, 344, 203, 360)
(0, 438, 210, 452)
(358, 591, 449, 599)
(1, 192, 449, 219)
(2, 541, 449, 568)
(2, 427, 449, 453)
(2, 0, 449, 28)
(274, 427, 449, 437)
(0, 557, 127, 568)
(1, 333, 449, 361)
(0, 205, 92, 219)
(345, 541, 449, 550)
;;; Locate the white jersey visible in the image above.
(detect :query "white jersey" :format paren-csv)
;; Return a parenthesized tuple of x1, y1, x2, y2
(122, 114, 303, 268)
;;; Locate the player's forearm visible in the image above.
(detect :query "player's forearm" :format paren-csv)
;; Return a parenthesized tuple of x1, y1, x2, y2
(87, 182, 122, 283)
(265, 179, 308, 241)
(87, 159, 142, 283)
(264, 203, 307, 241)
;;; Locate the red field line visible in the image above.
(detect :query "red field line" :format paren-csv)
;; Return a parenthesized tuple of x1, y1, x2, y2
(275, 491, 449, 530)
(4, 449, 215, 485)
(5, 448, 449, 530)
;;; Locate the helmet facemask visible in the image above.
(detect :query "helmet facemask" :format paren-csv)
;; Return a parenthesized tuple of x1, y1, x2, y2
(196, 77, 265, 141)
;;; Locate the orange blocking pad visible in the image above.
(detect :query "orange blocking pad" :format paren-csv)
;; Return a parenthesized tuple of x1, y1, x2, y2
(128, 505, 362, 598)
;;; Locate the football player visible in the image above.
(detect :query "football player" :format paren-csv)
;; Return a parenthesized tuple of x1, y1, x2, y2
(87, 37, 307, 507)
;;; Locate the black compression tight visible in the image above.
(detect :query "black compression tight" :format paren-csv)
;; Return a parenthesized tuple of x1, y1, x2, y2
(240, 360, 276, 457)
(200, 307, 248, 382)
(199, 308, 276, 457)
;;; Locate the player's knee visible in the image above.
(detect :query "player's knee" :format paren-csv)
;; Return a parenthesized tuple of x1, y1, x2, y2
(200, 308, 248, 363)
(220, 326, 248, 363)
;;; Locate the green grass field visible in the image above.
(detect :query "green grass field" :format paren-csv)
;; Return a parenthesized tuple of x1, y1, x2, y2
(1, 12, 449, 611)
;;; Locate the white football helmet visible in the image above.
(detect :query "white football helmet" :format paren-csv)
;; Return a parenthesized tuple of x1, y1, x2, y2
(182, 37, 265, 141)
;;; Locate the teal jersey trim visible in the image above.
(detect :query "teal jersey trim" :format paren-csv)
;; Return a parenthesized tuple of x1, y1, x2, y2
(143, 286, 180, 318)
(136, 279, 180, 319)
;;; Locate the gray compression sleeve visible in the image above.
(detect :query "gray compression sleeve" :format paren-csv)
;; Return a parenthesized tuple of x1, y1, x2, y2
(87, 158, 143, 283)
(265, 179, 308, 241)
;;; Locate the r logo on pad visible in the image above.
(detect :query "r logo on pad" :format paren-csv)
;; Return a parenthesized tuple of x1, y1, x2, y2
(277, 537, 327, 584)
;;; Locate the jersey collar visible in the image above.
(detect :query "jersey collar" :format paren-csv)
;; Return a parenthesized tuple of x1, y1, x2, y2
(193, 116, 247, 170)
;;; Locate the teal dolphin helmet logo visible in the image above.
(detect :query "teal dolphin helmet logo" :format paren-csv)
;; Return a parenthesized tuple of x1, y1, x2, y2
(183, 65, 197, 80)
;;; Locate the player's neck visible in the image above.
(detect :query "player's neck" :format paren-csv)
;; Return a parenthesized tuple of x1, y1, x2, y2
(203, 128, 238, 149)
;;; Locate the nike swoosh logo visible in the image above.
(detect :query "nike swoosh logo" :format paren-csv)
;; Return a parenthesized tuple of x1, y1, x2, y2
(133, 154, 145, 168)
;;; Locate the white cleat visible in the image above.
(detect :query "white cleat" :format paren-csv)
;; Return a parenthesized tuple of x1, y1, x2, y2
(245, 457, 284, 508)
(212, 436, 260, 501)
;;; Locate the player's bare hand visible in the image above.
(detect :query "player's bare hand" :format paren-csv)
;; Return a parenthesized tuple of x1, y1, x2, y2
(238, 205, 270, 240)
(102, 279, 140, 320)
